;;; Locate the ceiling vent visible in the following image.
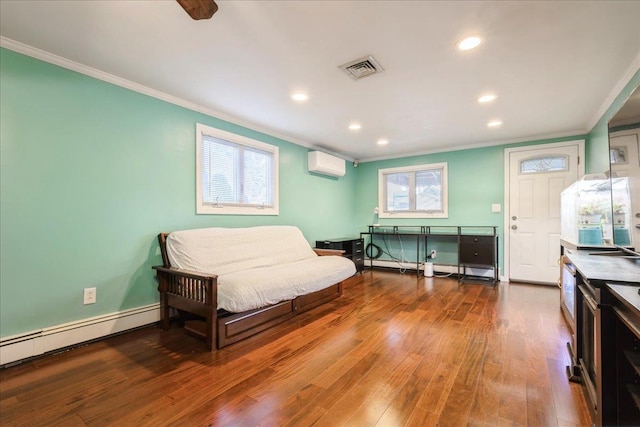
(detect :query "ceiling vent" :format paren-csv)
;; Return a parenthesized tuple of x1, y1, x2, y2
(339, 55, 384, 80)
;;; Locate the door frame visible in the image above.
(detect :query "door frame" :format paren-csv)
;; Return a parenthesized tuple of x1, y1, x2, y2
(503, 140, 585, 282)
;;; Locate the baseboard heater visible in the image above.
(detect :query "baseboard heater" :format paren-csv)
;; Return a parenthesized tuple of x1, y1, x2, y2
(0, 303, 160, 367)
(368, 259, 498, 279)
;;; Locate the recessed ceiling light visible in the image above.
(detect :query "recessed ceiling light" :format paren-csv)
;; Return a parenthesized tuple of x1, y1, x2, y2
(478, 94, 497, 103)
(348, 123, 362, 131)
(487, 120, 503, 127)
(458, 36, 482, 51)
(377, 139, 389, 146)
(291, 92, 308, 102)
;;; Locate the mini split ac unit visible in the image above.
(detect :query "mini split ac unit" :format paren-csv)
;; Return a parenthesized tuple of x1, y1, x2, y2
(308, 151, 346, 177)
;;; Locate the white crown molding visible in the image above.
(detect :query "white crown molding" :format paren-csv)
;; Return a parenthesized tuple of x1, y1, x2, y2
(356, 129, 587, 163)
(1, 36, 613, 165)
(0, 37, 355, 162)
(586, 49, 640, 132)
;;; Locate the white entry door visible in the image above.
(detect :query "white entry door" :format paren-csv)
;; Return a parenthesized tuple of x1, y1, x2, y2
(507, 143, 581, 284)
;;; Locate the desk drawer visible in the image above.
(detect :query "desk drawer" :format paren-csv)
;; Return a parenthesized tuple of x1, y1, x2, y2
(316, 241, 343, 251)
(459, 235, 495, 265)
(352, 239, 363, 256)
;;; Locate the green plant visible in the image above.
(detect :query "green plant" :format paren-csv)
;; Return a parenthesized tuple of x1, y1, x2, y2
(613, 203, 626, 214)
(578, 204, 603, 215)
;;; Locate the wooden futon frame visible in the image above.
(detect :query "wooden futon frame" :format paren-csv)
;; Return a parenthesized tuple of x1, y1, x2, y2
(153, 233, 345, 350)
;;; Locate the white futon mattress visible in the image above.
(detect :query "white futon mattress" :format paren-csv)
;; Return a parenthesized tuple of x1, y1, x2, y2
(218, 255, 355, 313)
(165, 226, 356, 313)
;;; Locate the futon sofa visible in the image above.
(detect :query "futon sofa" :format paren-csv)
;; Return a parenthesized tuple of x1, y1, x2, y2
(153, 225, 356, 349)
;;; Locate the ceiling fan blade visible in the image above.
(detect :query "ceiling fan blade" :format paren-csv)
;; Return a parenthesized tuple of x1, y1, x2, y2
(177, 0, 218, 20)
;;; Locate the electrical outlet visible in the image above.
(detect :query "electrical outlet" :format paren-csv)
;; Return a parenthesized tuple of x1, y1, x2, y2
(83, 287, 96, 305)
(430, 250, 437, 259)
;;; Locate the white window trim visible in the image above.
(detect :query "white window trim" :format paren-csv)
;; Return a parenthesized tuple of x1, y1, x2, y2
(378, 162, 448, 219)
(196, 123, 279, 215)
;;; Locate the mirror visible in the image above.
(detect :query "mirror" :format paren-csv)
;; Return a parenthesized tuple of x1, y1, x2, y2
(608, 85, 640, 248)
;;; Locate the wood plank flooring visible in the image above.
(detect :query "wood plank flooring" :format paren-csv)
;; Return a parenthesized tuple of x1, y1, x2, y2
(0, 271, 592, 426)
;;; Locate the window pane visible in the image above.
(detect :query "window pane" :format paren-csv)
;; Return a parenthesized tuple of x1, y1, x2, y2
(203, 137, 237, 204)
(520, 156, 568, 173)
(416, 169, 442, 211)
(378, 162, 448, 218)
(242, 147, 273, 206)
(386, 173, 410, 211)
(197, 123, 279, 215)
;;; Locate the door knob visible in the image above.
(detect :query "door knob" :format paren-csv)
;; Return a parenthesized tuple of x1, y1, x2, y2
(512, 216, 517, 220)
(511, 225, 518, 230)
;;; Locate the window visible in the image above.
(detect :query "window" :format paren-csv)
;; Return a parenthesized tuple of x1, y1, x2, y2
(378, 163, 448, 218)
(196, 123, 279, 215)
(519, 155, 568, 174)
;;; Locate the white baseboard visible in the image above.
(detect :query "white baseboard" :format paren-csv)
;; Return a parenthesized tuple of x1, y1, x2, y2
(0, 303, 160, 366)
(369, 259, 504, 281)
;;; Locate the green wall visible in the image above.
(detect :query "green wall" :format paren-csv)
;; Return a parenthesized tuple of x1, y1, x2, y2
(0, 49, 356, 337)
(352, 136, 587, 268)
(586, 69, 640, 174)
(1, 46, 638, 340)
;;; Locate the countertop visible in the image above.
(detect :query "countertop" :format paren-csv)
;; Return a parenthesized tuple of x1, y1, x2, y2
(565, 249, 640, 285)
(608, 283, 640, 314)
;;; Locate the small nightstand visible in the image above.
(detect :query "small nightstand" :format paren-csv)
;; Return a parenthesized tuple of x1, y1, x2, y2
(315, 237, 364, 273)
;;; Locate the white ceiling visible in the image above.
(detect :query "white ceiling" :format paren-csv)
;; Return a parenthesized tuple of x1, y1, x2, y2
(1, 1, 639, 162)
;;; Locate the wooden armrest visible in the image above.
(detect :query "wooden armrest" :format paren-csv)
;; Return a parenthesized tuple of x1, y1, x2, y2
(152, 265, 217, 280)
(313, 248, 345, 256)
(153, 266, 217, 306)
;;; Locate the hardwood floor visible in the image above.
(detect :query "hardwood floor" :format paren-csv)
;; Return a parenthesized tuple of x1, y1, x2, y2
(0, 271, 591, 426)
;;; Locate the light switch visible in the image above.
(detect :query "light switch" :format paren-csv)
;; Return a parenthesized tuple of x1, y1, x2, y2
(491, 203, 501, 213)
